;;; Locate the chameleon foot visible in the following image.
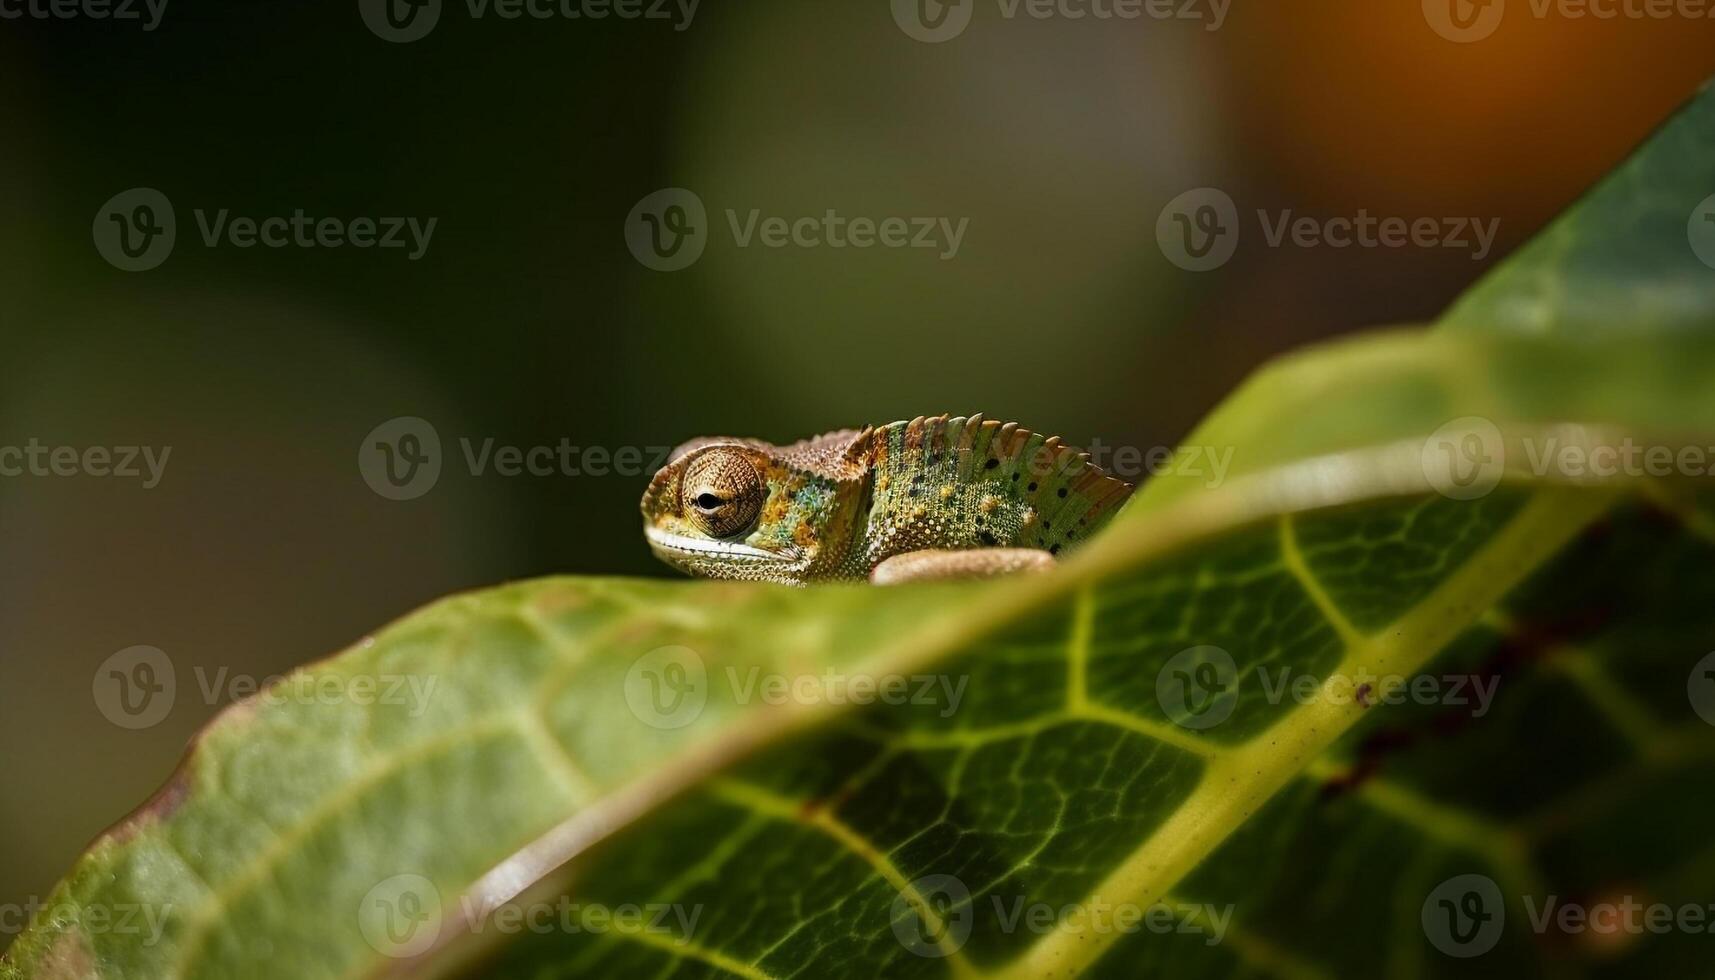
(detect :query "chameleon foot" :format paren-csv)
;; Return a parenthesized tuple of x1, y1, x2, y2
(869, 548, 1055, 585)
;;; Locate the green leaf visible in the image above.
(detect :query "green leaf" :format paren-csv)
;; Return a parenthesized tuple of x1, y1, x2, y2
(10, 85, 1715, 980)
(1441, 79, 1715, 338)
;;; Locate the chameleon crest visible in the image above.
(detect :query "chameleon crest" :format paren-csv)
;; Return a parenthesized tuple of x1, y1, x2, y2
(641, 414, 1133, 584)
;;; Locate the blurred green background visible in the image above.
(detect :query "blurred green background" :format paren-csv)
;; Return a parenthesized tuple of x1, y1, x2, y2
(2, 0, 1714, 945)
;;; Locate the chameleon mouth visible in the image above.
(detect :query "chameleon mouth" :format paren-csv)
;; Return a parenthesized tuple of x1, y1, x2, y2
(645, 526, 801, 565)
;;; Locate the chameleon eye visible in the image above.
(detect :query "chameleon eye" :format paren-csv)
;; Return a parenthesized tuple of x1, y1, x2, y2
(681, 449, 765, 538)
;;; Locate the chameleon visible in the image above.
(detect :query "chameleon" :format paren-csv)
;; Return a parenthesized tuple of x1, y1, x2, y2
(640, 413, 1133, 585)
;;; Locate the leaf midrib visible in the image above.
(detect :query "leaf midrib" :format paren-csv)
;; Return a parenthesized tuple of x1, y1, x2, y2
(997, 486, 1617, 978)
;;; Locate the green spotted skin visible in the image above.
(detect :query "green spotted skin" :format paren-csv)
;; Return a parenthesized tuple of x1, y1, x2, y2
(641, 414, 1134, 584)
(858, 414, 1133, 567)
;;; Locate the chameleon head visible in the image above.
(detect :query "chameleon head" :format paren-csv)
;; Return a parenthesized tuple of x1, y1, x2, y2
(640, 441, 861, 584)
